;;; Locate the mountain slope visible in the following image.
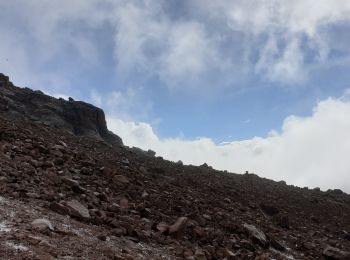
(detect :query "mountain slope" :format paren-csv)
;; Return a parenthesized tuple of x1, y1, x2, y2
(1, 74, 350, 259)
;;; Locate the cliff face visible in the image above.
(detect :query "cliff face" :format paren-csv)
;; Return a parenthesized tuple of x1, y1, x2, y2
(0, 73, 122, 146)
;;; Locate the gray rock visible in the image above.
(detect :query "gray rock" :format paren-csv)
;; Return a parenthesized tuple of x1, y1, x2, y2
(66, 200, 91, 219)
(169, 217, 188, 235)
(243, 224, 269, 248)
(31, 218, 54, 232)
(323, 246, 350, 259)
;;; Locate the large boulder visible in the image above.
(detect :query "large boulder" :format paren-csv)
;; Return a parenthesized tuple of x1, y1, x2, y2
(243, 224, 269, 248)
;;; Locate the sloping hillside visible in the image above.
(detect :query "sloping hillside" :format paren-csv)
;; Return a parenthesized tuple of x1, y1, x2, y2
(1, 74, 350, 259)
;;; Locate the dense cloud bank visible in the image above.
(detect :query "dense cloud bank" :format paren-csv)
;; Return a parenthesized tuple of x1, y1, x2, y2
(108, 97, 350, 192)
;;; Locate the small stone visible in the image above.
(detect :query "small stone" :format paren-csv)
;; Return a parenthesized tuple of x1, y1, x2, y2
(27, 235, 43, 245)
(97, 234, 107, 241)
(66, 200, 90, 219)
(194, 249, 207, 260)
(50, 202, 70, 216)
(169, 217, 187, 235)
(141, 190, 149, 198)
(156, 222, 169, 233)
(31, 218, 54, 232)
(303, 241, 315, 250)
(111, 228, 127, 237)
(121, 158, 130, 165)
(61, 177, 79, 187)
(119, 198, 129, 209)
(114, 175, 129, 184)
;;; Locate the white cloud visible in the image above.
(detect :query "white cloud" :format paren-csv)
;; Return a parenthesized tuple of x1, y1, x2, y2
(110, 0, 350, 87)
(2, 0, 350, 90)
(89, 87, 153, 121)
(107, 96, 350, 192)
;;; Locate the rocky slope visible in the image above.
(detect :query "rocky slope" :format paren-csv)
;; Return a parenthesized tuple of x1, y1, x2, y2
(1, 74, 350, 259)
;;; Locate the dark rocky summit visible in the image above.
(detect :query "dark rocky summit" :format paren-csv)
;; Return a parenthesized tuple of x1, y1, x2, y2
(1, 73, 350, 259)
(0, 73, 122, 146)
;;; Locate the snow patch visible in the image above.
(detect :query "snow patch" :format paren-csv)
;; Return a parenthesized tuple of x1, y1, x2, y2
(0, 222, 11, 232)
(6, 241, 28, 251)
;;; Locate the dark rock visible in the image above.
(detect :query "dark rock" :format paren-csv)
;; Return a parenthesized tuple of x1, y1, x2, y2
(259, 203, 279, 216)
(169, 217, 187, 236)
(0, 75, 123, 146)
(113, 175, 129, 184)
(156, 222, 169, 233)
(276, 214, 290, 229)
(323, 246, 350, 259)
(327, 189, 344, 195)
(147, 149, 156, 157)
(243, 224, 269, 248)
(342, 231, 350, 241)
(50, 202, 70, 216)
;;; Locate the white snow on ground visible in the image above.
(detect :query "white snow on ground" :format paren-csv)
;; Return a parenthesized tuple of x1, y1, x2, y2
(0, 222, 11, 232)
(5, 241, 28, 251)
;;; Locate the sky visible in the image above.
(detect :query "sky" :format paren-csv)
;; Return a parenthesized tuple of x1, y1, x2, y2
(1, 0, 350, 192)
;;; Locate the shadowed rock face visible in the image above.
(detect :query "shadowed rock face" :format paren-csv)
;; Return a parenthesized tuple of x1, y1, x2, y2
(0, 73, 122, 146)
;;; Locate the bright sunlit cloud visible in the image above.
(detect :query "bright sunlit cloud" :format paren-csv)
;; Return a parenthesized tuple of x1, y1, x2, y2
(108, 96, 350, 192)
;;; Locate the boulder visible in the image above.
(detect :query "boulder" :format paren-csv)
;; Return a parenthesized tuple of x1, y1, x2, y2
(243, 224, 269, 248)
(31, 218, 54, 232)
(323, 246, 350, 259)
(66, 200, 91, 219)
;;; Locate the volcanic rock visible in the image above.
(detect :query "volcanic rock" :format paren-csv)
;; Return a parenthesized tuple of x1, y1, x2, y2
(323, 246, 350, 259)
(243, 224, 269, 248)
(259, 203, 279, 216)
(169, 217, 188, 236)
(0, 76, 122, 146)
(66, 200, 91, 219)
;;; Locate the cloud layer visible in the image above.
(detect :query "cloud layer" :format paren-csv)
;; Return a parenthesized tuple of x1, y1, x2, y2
(2, 1, 350, 90)
(107, 96, 350, 192)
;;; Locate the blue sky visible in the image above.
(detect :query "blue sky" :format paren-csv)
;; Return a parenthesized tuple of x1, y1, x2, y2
(2, 1, 350, 191)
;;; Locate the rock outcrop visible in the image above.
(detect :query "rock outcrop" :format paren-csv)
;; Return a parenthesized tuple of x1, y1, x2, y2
(0, 73, 122, 146)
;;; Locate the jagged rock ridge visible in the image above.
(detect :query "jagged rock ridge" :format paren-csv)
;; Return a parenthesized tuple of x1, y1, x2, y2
(0, 73, 122, 146)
